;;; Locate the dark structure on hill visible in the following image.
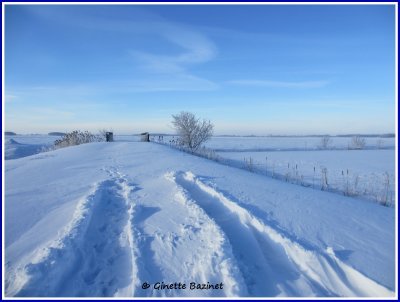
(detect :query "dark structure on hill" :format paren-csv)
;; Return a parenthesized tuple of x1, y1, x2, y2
(141, 132, 150, 142)
(106, 132, 114, 142)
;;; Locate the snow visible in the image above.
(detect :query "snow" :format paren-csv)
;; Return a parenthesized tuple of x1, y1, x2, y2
(5, 136, 54, 160)
(217, 149, 395, 205)
(5, 134, 62, 145)
(4, 134, 139, 160)
(205, 136, 395, 151)
(4, 140, 396, 297)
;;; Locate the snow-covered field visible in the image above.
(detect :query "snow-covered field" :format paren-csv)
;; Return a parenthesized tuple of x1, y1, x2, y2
(217, 149, 395, 206)
(205, 136, 395, 152)
(3, 137, 396, 298)
(161, 135, 396, 205)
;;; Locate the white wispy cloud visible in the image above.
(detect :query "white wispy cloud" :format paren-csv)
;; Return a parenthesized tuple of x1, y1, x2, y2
(123, 74, 218, 92)
(5, 94, 18, 102)
(26, 6, 218, 91)
(118, 18, 218, 90)
(8, 107, 74, 121)
(227, 79, 329, 88)
(131, 20, 217, 74)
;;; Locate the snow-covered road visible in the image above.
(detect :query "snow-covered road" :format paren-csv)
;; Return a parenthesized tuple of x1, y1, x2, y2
(4, 142, 396, 297)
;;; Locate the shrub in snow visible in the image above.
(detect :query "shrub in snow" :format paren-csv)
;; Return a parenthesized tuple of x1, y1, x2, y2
(345, 174, 360, 197)
(172, 111, 214, 151)
(320, 166, 329, 190)
(376, 138, 384, 149)
(197, 146, 220, 161)
(244, 157, 254, 172)
(349, 136, 366, 150)
(54, 130, 101, 149)
(380, 172, 392, 207)
(318, 136, 332, 149)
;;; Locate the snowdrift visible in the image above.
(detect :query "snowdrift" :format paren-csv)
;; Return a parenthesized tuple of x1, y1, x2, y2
(5, 137, 54, 160)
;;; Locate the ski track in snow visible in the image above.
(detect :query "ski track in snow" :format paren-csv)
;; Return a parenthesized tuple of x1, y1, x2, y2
(170, 171, 394, 297)
(13, 168, 139, 297)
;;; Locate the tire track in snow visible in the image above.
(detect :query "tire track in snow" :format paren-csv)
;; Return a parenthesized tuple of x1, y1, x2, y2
(105, 168, 164, 297)
(172, 171, 393, 297)
(165, 172, 248, 297)
(14, 169, 139, 297)
(130, 205, 164, 297)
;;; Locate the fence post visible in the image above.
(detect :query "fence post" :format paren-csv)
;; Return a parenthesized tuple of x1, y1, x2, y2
(106, 132, 113, 142)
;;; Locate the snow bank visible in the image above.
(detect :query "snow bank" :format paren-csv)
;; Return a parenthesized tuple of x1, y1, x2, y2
(5, 135, 60, 160)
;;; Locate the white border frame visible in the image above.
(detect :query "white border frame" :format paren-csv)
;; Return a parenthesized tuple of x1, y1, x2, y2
(2, 2, 398, 300)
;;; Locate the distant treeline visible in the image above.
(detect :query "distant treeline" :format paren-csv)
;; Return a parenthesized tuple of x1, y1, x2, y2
(6, 132, 68, 136)
(216, 134, 395, 138)
(334, 134, 395, 138)
(117, 133, 396, 138)
(4, 132, 396, 138)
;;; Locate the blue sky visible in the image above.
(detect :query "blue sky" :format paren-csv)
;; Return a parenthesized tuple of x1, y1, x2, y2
(5, 4, 396, 135)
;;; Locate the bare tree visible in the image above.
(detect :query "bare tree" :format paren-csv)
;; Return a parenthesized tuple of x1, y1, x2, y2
(349, 135, 366, 150)
(318, 136, 332, 149)
(376, 138, 384, 149)
(171, 111, 214, 151)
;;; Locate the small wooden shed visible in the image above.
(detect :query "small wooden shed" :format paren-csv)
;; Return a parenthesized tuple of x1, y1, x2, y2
(140, 132, 150, 142)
